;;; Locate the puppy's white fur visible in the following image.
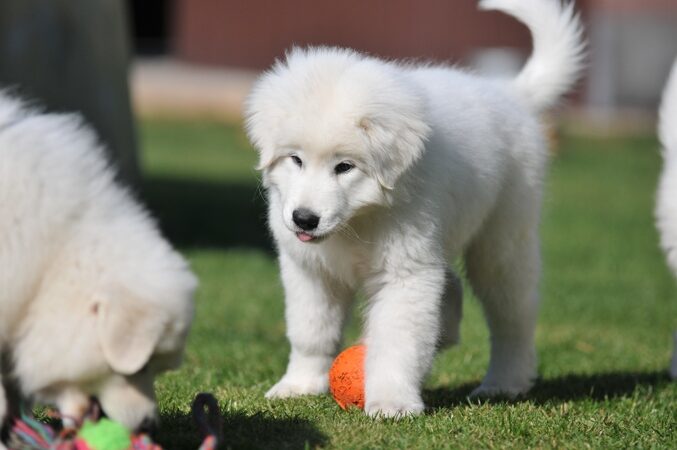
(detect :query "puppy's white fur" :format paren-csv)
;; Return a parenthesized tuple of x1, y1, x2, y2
(655, 59, 677, 380)
(0, 94, 197, 433)
(246, 0, 585, 417)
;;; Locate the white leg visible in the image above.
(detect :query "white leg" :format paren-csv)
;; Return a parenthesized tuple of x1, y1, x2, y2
(1, 373, 20, 450)
(266, 252, 352, 398)
(55, 386, 90, 428)
(657, 164, 677, 380)
(0, 374, 6, 429)
(0, 390, 6, 450)
(363, 265, 446, 418)
(465, 215, 540, 398)
(438, 270, 463, 348)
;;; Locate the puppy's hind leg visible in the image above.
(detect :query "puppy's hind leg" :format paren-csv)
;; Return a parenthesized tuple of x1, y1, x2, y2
(438, 270, 463, 349)
(465, 198, 541, 398)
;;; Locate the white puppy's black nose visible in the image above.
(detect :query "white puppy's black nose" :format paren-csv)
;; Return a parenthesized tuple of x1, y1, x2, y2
(292, 208, 320, 231)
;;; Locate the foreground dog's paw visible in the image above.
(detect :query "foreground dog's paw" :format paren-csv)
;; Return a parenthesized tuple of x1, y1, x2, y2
(364, 399, 424, 419)
(265, 374, 328, 399)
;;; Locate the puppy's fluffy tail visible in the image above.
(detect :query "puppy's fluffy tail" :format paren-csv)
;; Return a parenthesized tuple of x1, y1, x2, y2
(659, 59, 677, 156)
(479, 0, 586, 111)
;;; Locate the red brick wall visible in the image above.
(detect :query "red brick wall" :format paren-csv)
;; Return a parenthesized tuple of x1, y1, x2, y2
(172, 0, 533, 69)
(589, 0, 677, 13)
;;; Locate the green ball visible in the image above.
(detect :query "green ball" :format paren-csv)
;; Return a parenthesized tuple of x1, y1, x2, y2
(77, 418, 132, 450)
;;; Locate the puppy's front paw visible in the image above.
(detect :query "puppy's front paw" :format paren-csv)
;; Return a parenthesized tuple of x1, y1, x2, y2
(364, 399, 424, 419)
(364, 371, 425, 418)
(265, 374, 328, 399)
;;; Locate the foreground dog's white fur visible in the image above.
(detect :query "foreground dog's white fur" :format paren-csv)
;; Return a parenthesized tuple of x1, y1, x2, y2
(0, 94, 196, 433)
(246, 0, 585, 417)
(655, 59, 677, 380)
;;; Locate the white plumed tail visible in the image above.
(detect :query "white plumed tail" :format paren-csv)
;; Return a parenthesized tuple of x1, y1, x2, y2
(659, 59, 677, 156)
(479, 0, 586, 111)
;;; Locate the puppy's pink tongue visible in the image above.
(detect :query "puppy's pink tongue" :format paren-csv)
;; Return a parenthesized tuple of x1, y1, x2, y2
(296, 232, 314, 242)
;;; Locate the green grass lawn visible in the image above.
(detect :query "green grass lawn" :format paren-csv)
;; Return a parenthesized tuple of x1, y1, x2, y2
(138, 121, 676, 449)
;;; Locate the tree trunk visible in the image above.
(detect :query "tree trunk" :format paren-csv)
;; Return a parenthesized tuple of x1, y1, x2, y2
(0, 0, 138, 184)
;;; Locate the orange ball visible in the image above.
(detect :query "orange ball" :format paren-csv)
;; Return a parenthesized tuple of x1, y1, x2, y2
(329, 344, 365, 410)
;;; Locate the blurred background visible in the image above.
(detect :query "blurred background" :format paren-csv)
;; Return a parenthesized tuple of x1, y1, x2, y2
(129, 0, 677, 131)
(1, 0, 676, 177)
(1, 2, 676, 447)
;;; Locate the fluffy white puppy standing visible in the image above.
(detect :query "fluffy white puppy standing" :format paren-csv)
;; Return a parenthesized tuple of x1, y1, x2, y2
(246, 0, 585, 417)
(0, 94, 197, 435)
(655, 59, 677, 380)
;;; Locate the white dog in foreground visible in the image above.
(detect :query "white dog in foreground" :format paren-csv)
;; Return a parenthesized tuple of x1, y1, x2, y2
(246, 0, 585, 417)
(0, 94, 197, 435)
(655, 59, 677, 380)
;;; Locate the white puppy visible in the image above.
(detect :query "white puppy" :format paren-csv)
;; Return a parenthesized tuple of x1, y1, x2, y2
(0, 93, 197, 435)
(246, 0, 585, 417)
(655, 59, 677, 380)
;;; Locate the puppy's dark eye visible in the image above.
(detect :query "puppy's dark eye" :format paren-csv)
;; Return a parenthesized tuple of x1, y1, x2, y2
(334, 162, 354, 174)
(290, 155, 303, 168)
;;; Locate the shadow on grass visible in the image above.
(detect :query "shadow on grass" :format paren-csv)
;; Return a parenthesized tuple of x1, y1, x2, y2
(157, 410, 327, 450)
(425, 370, 671, 410)
(140, 176, 274, 252)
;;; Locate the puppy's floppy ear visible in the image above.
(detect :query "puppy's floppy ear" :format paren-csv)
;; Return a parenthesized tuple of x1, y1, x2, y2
(253, 146, 277, 171)
(245, 114, 277, 171)
(244, 69, 286, 172)
(97, 292, 167, 375)
(360, 102, 430, 190)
